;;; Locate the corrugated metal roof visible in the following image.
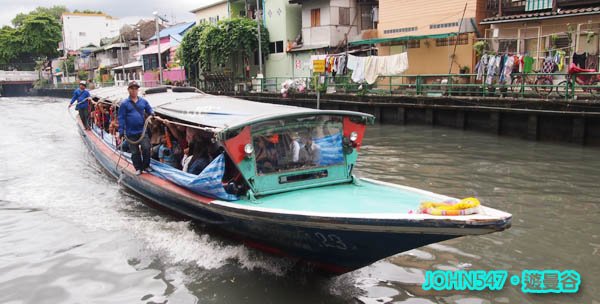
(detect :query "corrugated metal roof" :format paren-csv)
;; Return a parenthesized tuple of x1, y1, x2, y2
(148, 22, 196, 40)
(481, 6, 600, 24)
(89, 86, 373, 130)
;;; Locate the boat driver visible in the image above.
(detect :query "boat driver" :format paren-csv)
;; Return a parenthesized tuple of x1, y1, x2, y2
(117, 80, 155, 175)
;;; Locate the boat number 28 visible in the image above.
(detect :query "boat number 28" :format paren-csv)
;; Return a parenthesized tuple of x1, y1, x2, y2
(314, 232, 348, 250)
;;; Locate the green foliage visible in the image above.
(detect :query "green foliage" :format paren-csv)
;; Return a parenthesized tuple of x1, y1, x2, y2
(178, 24, 209, 79)
(0, 9, 63, 66)
(473, 40, 488, 57)
(62, 55, 75, 73)
(20, 13, 62, 59)
(12, 5, 68, 27)
(180, 18, 269, 74)
(77, 70, 89, 80)
(0, 26, 20, 64)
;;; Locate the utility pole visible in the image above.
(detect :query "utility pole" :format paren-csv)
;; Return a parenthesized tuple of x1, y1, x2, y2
(153, 11, 164, 86)
(255, 0, 263, 77)
(120, 34, 126, 83)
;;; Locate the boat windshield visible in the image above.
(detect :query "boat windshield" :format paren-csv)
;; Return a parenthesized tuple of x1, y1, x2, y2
(252, 115, 344, 175)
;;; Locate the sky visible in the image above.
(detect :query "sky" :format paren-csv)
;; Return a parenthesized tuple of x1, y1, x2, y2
(0, 0, 216, 27)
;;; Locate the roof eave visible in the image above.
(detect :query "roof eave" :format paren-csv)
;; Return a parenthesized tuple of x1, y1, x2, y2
(481, 10, 600, 24)
(220, 110, 376, 134)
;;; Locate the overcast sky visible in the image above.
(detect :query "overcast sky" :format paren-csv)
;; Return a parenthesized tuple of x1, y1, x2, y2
(0, 0, 215, 27)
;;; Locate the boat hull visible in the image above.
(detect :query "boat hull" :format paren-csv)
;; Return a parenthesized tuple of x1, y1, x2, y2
(78, 124, 510, 274)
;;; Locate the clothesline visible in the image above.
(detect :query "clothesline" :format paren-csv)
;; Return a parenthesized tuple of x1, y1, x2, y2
(346, 53, 409, 84)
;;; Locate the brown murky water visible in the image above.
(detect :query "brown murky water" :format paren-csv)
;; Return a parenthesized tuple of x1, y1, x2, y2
(1, 97, 598, 304)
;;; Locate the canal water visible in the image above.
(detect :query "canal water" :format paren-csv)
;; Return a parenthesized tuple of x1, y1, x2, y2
(0, 97, 598, 304)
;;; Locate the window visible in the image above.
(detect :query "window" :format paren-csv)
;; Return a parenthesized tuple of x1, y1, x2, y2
(498, 39, 518, 53)
(339, 7, 350, 26)
(407, 40, 420, 49)
(429, 22, 459, 30)
(383, 27, 417, 35)
(251, 115, 345, 175)
(435, 33, 468, 47)
(360, 5, 377, 30)
(268, 40, 285, 54)
(311, 9, 320, 27)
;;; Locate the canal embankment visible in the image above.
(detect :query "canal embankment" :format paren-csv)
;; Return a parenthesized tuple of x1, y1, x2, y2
(28, 88, 600, 146)
(219, 92, 600, 146)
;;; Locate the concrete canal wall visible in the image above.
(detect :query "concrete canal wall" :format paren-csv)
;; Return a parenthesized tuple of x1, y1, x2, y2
(27, 88, 600, 146)
(223, 92, 600, 147)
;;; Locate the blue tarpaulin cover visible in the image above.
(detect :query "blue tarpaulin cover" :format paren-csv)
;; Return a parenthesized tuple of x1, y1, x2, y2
(92, 126, 238, 201)
(314, 133, 344, 166)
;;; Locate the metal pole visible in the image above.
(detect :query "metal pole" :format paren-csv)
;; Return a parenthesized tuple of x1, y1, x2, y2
(256, 0, 263, 76)
(316, 74, 320, 109)
(448, 1, 468, 75)
(155, 15, 164, 85)
(137, 29, 141, 50)
(120, 35, 126, 84)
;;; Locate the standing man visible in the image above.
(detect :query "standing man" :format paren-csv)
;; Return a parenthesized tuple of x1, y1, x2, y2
(118, 80, 154, 175)
(69, 80, 91, 130)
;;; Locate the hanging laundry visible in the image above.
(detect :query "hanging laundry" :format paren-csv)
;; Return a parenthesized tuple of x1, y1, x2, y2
(347, 54, 358, 70)
(522, 56, 534, 73)
(554, 50, 565, 71)
(384, 52, 409, 75)
(501, 55, 515, 85)
(338, 55, 346, 75)
(476, 54, 488, 81)
(541, 55, 555, 73)
(585, 53, 598, 71)
(348, 56, 367, 83)
(572, 52, 587, 68)
(485, 55, 497, 85)
(364, 57, 379, 84)
(498, 55, 506, 80)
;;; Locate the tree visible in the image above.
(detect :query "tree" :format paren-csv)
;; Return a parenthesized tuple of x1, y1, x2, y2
(12, 5, 68, 27)
(192, 18, 269, 74)
(178, 24, 208, 80)
(19, 13, 62, 59)
(0, 26, 20, 64)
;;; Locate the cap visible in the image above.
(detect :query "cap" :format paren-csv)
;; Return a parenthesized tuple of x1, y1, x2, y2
(79, 80, 87, 87)
(127, 80, 140, 88)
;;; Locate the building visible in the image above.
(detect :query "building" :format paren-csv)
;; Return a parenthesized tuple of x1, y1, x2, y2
(349, 0, 485, 75)
(136, 22, 196, 86)
(286, 0, 362, 78)
(61, 13, 120, 52)
(481, 0, 600, 72)
(191, 0, 229, 24)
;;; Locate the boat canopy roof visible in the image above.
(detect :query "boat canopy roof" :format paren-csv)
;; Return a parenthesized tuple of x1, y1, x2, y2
(90, 86, 375, 132)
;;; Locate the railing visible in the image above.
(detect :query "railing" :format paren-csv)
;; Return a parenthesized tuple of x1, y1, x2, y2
(36, 71, 600, 101)
(241, 72, 600, 101)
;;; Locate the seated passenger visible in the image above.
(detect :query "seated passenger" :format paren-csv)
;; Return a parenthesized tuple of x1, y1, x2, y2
(255, 135, 278, 173)
(299, 135, 320, 166)
(181, 141, 194, 172)
(158, 138, 180, 168)
(150, 122, 165, 160)
(188, 143, 210, 175)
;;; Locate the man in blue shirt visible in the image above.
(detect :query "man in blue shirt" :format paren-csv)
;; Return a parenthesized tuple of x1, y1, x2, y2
(69, 81, 91, 130)
(117, 81, 154, 175)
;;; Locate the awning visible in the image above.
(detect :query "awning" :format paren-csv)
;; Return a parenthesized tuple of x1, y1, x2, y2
(112, 61, 143, 70)
(349, 33, 457, 46)
(134, 42, 171, 57)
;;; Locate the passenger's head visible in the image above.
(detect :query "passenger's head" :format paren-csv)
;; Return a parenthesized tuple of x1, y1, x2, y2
(127, 81, 140, 98)
(79, 80, 86, 90)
